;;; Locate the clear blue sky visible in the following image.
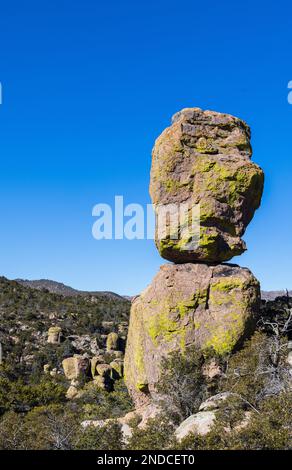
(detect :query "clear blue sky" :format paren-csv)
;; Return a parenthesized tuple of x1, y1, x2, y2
(0, 0, 291, 295)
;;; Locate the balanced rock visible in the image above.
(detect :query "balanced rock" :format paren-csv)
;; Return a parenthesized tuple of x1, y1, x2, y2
(150, 107, 264, 263)
(124, 263, 260, 407)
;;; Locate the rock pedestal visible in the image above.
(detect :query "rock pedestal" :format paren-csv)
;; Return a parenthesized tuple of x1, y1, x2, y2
(125, 107, 264, 409)
(124, 263, 260, 407)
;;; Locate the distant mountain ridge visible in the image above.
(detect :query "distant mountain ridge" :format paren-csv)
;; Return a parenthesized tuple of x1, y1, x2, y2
(261, 290, 292, 301)
(15, 278, 128, 301)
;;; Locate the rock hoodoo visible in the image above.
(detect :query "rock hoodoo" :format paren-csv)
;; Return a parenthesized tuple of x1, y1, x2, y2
(125, 107, 264, 409)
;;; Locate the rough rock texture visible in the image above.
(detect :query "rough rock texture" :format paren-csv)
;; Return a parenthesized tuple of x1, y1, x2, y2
(150, 107, 264, 263)
(66, 385, 79, 400)
(93, 375, 106, 389)
(47, 326, 62, 344)
(198, 392, 241, 411)
(287, 351, 292, 367)
(96, 363, 111, 377)
(81, 411, 139, 443)
(175, 411, 216, 439)
(124, 263, 260, 407)
(175, 394, 252, 440)
(106, 332, 119, 351)
(62, 355, 89, 380)
(90, 356, 103, 377)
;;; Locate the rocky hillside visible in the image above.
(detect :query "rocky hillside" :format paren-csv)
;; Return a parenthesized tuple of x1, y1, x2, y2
(0, 271, 291, 450)
(0, 276, 130, 381)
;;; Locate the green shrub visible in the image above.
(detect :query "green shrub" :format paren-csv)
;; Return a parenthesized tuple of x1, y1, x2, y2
(157, 347, 206, 422)
(75, 421, 123, 450)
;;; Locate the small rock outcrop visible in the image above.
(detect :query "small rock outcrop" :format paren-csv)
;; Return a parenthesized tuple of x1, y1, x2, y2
(62, 355, 89, 380)
(47, 326, 62, 344)
(106, 332, 120, 351)
(175, 411, 216, 439)
(150, 107, 264, 263)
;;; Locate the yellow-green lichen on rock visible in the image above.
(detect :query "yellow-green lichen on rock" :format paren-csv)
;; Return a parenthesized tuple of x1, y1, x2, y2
(150, 107, 264, 263)
(124, 263, 260, 408)
(124, 300, 149, 401)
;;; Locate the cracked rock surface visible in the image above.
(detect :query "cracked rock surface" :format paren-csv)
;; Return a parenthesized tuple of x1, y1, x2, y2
(150, 107, 264, 263)
(124, 263, 260, 408)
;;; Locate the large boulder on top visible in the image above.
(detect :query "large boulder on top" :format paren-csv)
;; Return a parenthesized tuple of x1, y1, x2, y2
(150, 107, 264, 263)
(124, 263, 260, 408)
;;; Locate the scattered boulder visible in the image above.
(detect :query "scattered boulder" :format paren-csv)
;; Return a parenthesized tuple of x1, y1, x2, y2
(43, 364, 50, 374)
(175, 411, 216, 440)
(175, 392, 252, 440)
(49, 368, 57, 377)
(68, 335, 100, 355)
(125, 262, 260, 407)
(93, 375, 106, 390)
(62, 355, 89, 380)
(112, 350, 123, 359)
(136, 403, 162, 429)
(199, 392, 240, 412)
(81, 407, 159, 443)
(66, 385, 78, 400)
(96, 363, 112, 377)
(90, 355, 105, 377)
(106, 332, 119, 351)
(287, 351, 292, 367)
(150, 107, 264, 263)
(202, 358, 222, 380)
(47, 326, 62, 344)
(110, 360, 124, 379)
